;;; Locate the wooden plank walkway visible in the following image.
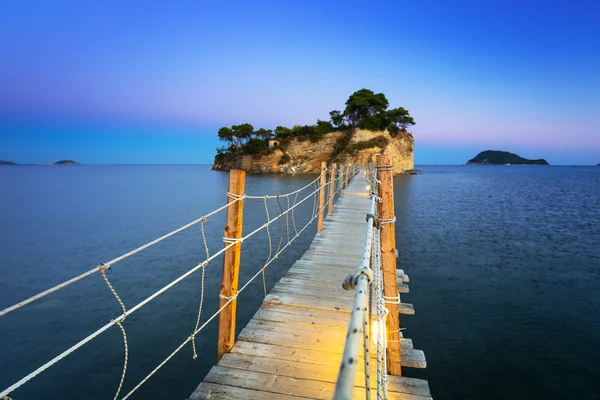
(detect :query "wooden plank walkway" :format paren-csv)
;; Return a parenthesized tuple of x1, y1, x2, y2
(190, 177, 431, 400)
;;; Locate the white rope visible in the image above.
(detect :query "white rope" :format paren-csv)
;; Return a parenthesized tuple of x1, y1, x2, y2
(380, 216, 396, 225)
(98, 264, 128, 400)
(383, 293, 400, 304)
(0, 166, 351, 399)
(226, 192, 245, 200)
(191, 218, 210, 359)
(121, 176, 341, 399)
(0, 197, 243, 318)
(285, 196, 291, 243)
(243, 174, 321, 199)
(222, 237, 243, 244)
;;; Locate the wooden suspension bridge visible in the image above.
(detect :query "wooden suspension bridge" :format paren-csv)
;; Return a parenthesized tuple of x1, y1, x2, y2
(0, 155, 431, 400)
(191, 155, 431, 400)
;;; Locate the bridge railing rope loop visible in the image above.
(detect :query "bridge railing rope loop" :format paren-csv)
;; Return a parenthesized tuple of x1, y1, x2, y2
(98, 263, 129, 400)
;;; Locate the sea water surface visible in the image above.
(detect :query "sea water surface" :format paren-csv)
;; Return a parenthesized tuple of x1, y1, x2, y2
(0, 165, 599, 399)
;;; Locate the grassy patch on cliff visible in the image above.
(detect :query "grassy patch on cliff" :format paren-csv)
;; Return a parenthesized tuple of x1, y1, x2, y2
(347, 136, 389, 154)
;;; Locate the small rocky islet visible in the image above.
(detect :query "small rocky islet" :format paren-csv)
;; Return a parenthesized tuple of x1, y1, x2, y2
(466, 150, 549, 165)
(212, 89, 417, 176)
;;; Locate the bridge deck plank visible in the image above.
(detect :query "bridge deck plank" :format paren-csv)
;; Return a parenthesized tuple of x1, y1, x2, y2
(190, 177, 430, 399)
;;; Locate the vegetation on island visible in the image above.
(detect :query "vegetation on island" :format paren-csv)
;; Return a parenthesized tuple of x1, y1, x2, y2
(0, 159, 17, 165)
(466, 150, 549, 165)
(215, 89, 415, 165)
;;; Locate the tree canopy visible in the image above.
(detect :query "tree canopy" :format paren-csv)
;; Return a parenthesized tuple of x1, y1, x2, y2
(329, 89, 415, 137)
(218, 124, 273, 149)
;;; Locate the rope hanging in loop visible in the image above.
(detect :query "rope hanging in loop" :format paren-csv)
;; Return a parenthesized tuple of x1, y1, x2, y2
(98, 263, 129, 400)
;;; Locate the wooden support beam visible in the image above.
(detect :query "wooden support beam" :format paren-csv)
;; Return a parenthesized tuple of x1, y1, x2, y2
(328, 163, 337, 215)
(218, 169, 246, 361)
(317, 162, 327, 232)
(376, 154, 402, 376)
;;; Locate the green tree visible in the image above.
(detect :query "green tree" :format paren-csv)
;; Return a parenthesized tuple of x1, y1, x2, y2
(329, 110, 344, 128)
(343, 89, 389, 127)
(218, 127, 236, 146)
(255, 128, 274, 140)
(242, 138, 267, 155)
(386, 107, 415, 136)
(290, 125, 303, 137)
(275, 126, 292, 139)
(232, 123, 254, 144)
(313, 120, 332, 139)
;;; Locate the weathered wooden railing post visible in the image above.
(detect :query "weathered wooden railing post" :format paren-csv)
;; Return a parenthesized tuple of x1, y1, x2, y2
(317, 161, 327, 232)
(338, 165, 345, 197)
(344, 164, 350, 188)
(218, 169, 246, 361)
(328, 163, 337, 214)
(376, 154, 402, 375)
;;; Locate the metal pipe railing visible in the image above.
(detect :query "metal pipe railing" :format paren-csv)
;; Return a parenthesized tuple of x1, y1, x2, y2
(334, 174, 378, 400)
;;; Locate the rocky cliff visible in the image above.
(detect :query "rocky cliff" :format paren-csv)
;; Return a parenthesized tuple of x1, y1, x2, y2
(213, 129, 414, 175)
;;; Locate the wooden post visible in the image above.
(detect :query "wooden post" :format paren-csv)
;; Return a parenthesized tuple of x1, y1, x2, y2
(328, 163, 337, 214)
(344, 164, 350, 188)
(317, 161, 327, 232)
(376, 154, 402, 375)
(338, 165, 344, 197)
(218, 169, 246, 361)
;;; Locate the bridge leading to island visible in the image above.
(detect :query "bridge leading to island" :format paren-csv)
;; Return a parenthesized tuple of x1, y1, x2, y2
(0, 156, 431, 400)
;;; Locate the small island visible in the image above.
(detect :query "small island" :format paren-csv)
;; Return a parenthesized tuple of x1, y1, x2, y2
(0, 159, 17, 165)
(213, 89, 416, 175)
(54, 160, 80, 165)
(466, 150, 549, 166)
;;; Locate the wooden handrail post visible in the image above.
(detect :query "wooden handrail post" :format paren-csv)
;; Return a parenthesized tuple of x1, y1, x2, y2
(344, 164, 350, 188)
(218, 169, 246, 361)
(338, 165, 344, 197)
(376, 154, 402, 376)
(328, 163, 337, 214)
(317, 162, 327, 232)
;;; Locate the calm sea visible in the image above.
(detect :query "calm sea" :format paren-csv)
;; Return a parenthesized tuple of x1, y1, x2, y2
(0, 165, 598, 399)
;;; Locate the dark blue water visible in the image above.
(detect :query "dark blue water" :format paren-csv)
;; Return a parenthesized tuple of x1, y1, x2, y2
(0, 165, 323, 399)
(398, 166, 600, 400)
(1, 165, 599, 399)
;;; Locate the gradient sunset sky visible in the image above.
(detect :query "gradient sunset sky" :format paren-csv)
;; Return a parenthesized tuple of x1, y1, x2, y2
(1, 0, 599, 165)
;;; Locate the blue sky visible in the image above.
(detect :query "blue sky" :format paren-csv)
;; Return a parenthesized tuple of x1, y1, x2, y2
(1, 0, 599, 164)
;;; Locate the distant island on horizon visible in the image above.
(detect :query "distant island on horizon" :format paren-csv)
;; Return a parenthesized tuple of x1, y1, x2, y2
(466, 150, 549, 166)
(0, 160, 80, 166)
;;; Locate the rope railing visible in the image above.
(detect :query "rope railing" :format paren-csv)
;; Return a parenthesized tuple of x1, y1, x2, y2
(0, 164, 353, 400)
(334, 163, 387, 400)
(122, 173, 344, 399)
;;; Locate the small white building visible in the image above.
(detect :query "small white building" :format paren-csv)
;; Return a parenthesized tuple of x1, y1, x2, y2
(268, 140, 280, 148)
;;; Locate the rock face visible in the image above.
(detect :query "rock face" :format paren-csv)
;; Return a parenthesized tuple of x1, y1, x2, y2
(466, 150, 549, 165)
(213, 129, 414, 175)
